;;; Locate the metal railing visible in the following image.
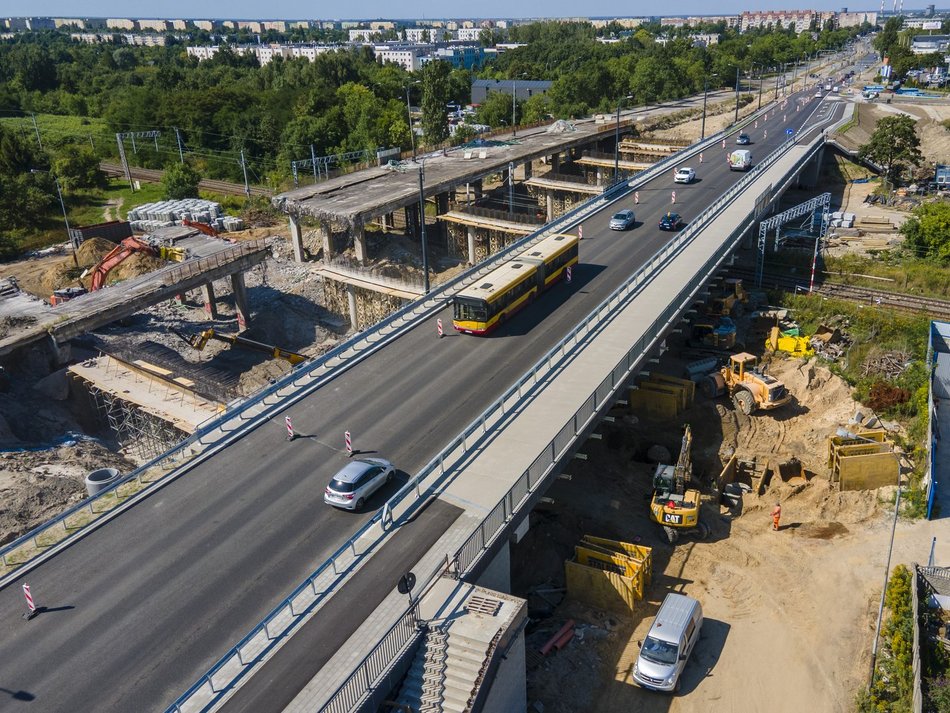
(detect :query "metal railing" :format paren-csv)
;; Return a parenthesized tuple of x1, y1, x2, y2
(160, 101, 792, 713)
(0, 97, 767, 581)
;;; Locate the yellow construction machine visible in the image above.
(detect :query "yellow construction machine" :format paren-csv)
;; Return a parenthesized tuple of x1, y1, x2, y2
(703, 353, 791, 415)
(177, 329, 307, 366)
(766, 326, 815, 359)
(709, 278, 748, 317)
(649, 425, 709, 544)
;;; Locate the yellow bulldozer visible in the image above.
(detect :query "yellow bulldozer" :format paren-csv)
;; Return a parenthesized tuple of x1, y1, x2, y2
(703, 353, 791, 415)
(649, 425, 709, 544)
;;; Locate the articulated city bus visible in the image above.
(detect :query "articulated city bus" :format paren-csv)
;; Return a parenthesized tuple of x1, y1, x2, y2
(452, 232, 579, 335)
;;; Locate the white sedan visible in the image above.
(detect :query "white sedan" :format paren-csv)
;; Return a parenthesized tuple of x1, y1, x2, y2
(674, 167, 696, 184)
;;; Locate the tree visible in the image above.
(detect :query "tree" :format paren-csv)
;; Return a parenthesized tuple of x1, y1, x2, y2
(161, 161, 202, 199)
(475, 90, 515, 127)
(420, 60, 451, 145)
(858, 115, 922, 187)
(901, 201, 950, 263)
(52, 146, 105, 191)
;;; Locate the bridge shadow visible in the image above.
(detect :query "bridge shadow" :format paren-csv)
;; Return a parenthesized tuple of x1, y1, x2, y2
(494, 263, 607, 339)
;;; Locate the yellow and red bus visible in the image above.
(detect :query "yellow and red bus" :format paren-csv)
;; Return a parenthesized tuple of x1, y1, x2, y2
(452, 233, 579, 335)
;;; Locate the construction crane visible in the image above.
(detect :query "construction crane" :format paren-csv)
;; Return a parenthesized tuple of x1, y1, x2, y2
(176, 328, 307, 366)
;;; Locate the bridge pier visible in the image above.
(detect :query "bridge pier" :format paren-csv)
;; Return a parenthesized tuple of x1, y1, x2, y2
(230, 272, 250, 329)
(346, 284, 358, 329)
(546, 191, 555, 221)
(288, 214, 305, 263)
(202, 282, 218, 319)
(467, 225, 477, 265)
(798, 146, 824, 190)
(475, 538, 511, 593)
(353, 222, 367, 264)
(319, 220, 333, 263)
(522, 160, 532, 179)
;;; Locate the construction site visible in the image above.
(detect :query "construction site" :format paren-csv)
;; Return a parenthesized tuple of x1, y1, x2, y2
(1, 82, 948, 712)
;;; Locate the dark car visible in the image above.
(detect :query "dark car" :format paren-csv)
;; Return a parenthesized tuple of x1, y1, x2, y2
(658, 212, 685, 231)
(736, 133, 751, 145)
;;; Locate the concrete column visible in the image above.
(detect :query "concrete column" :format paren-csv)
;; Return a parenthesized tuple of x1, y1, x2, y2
(353, 221, 367, 265)
(404, 206, 415, 237)
(472, 179, 483, 200)
(436, 193, 450, 240)
(202, 282, 218, 320)
(467, 226, 477, 265)
(346, 284, 358, 330)
(230, 271, 250, 329)
(546, 191, 555, 221)
(523, 160, 532, 179)
(551, 153, 560, 173)
(319, 220, 333, 263)
(596, 168, 603, 185)
(288, 214, 305, 263)
(476, 539, 511, 593)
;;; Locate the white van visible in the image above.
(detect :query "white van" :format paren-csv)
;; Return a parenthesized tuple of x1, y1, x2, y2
(632, 593, 703, 693)
(728, 149, 752, 172)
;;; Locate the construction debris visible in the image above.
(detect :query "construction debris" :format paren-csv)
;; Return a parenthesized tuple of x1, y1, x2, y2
(862, 350, 912, 379)
(810, 323, 852, 361)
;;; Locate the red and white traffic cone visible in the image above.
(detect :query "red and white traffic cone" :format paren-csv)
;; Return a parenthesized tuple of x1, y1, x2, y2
(634, 191, 639, 204)
(437, 318, 443, 338)
(578, 225, 584, 240)
(721, 139, 726, 149)
(755, 120, 758, 129)
(345, 430, 353, 457)
(699, 153, 703, 164)
(22, 583, 37, 620)
(285, 416, 295, 441)
(566, 265, 572, 284)
(764, 129, 768, 139)
(671, 191, 676, 204)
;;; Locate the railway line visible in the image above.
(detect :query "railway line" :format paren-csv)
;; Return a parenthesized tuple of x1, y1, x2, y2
(730, 266, 950, 319)
(99, 162, 273, 197)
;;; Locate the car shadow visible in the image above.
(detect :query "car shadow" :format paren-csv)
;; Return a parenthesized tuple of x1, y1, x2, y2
(678, 617, 731, 695)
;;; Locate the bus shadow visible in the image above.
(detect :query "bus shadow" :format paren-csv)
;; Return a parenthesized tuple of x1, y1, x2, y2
(496, 262, 607, 338)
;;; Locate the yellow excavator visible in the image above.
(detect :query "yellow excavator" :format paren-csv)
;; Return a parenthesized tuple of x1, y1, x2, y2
(177, 329, 307, 366)
(649, 425, 709, 544)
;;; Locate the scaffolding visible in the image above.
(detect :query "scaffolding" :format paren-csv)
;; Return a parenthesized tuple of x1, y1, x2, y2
(86, 384, 188, 460)
(755, 192, 831, 287)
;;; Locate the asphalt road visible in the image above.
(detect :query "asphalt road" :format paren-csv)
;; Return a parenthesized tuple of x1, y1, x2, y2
(0, 87, 845, 712)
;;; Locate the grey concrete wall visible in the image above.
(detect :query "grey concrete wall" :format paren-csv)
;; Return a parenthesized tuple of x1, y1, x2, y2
(481, 631, 526, 713)
(476, 540, 511, 593)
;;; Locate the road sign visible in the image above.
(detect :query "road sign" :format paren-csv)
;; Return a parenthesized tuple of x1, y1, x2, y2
(786, 128, 794, 136)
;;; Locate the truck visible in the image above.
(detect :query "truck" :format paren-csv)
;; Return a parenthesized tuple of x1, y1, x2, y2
(934, 164, 950, 191)
(727, 149, 752, 172)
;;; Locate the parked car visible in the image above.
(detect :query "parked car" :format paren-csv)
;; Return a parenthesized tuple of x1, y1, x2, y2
(324, 458, 395, 511)
(658, 212, 685, 231)
(609, 209, 636, 231)
(633, 593, 703, 693)
(814, 90, 823, 98)
(674, 167, 696, 184)
(735, 133, 751, 145)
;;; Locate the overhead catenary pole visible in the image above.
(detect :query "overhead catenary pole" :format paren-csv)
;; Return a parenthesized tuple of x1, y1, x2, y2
(734, 65, 740, 123)
(418, 162, 430, 294)
(240, 148, 250, 197)
(310, 144, 318, 181)
(512, 77, 517, 137)
(31, 113, 42, 150)
(701, 80, 709, 140)
(174, 127, 184, 163)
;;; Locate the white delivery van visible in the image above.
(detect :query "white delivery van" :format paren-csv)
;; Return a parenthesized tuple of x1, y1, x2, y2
(633, 593, 703, 693)
(728, 149, 752, 172)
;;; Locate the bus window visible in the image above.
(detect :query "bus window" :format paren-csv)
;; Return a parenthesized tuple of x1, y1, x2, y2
(454, 298, 488, 322)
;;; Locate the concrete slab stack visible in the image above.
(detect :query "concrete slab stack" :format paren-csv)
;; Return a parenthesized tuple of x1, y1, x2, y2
(128, 199, 243, 233)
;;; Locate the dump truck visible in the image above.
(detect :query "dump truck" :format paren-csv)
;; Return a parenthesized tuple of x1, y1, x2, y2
(703, 352, 791, 415)
(649, 425, 709, 544)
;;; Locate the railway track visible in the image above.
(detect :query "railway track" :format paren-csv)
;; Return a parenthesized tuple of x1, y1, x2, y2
(99, 162, 273, 197)
(728, 266, 950, 320)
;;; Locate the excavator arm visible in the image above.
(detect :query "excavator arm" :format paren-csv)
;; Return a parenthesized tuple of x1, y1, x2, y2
(177, 329, 307, 366)
(86, 237, 158, 291)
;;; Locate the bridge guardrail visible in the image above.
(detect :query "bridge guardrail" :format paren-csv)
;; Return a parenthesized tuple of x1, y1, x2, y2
(165, 101, 795, 713)
(0, 96, 776, 582)
(307, 134, 816, 713)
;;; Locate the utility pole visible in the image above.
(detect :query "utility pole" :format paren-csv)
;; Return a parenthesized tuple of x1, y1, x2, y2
(417, 163, 430, 294)
(310, 144, 318, 181)
(240, 148, 250, 197)
(31, 113, 42, 150)
(701, 80, 709, 140)
(511, 78, 517, 137)
(116, 133, 133, 190)
(404, 85, 417, 162)
(508, 162, 515, 218)
(734, 66, 740, 123)
(174, 127, 184, 163)
(758, 67, 764, 110)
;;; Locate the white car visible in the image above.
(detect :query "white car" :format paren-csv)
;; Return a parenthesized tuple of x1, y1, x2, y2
(674, 167, 696, 184)
(324, 457, 395, 511)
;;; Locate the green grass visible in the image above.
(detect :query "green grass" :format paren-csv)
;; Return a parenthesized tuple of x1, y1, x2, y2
(0, 112, 112, 150)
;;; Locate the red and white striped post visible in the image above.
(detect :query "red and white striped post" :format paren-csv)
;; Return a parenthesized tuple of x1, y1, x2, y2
(699, 153, 703, 164)
(671, 191, 676, 205)
(755, 120, 758, 129)
(285, 416, 295, 441)
(437, 318, 443, 338)
(345, 430, 353, 457)
(721, 139, 726, 149)
(809, 234, 820, 293)
(566, 265, 572, 284)
(783, 114, 786, 123)
(22, 583, 36, 619)
(764, 129, 768, 139)
(634, 191, 639, 204)
(578, 225, 583, 240)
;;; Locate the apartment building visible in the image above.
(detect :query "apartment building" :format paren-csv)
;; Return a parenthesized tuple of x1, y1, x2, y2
(137, 19, 169, 32)
(106, 18, 136, 31)
(193, 20, 214, 31)
(375, 47, 421, 72)
(349, 29, 377, 42)
(740, 9, 817, 33)
(838, 10, 877, 27)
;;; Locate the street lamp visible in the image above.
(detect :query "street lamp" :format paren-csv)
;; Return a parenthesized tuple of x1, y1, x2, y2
(614, 94, 633, 180)
(701, 74, 718, 140)
(511, 72, 527, 137)
(416, 160, 430, 294)
(734, 65, 741, 123)
(405, 80, 420, 162)
(31, 168, 75, 266)
(757, 64, 764, 110)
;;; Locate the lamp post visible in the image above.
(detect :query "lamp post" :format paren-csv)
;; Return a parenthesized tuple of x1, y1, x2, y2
(31, 168, 75, 266)
(511, 72, 527, 137)
(700, 74, 717, 140)
(405, 81, 419, 162)
(417, 160, 430, 294)
(757, 64, 764, 110)
(734, 65, 740, 123)
(614, 94, 633, 181)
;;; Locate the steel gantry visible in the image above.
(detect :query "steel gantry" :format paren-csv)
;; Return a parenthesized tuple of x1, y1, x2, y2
(756, 191, 831, 288)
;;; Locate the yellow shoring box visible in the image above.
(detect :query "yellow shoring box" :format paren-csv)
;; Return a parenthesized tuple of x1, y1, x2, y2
(629, 384, 680, 419)
(565, 537, 653, 613)
(646, 373, 696, 407)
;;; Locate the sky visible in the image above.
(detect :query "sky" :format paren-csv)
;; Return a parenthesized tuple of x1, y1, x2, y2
(2, 1, 921, 20)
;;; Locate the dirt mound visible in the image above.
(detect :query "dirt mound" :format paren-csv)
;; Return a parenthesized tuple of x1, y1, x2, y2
(107, 252, 167, 282)
(75, 237, 118, 266)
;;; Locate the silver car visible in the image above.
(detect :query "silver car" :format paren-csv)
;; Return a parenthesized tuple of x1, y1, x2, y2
(609, 209, 636, 231)
(324, 457, 395, 511)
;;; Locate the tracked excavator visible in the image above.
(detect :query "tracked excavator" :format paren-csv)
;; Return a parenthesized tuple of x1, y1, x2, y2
(648, 425, 709, 544)
(177, 328, 307, 366)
